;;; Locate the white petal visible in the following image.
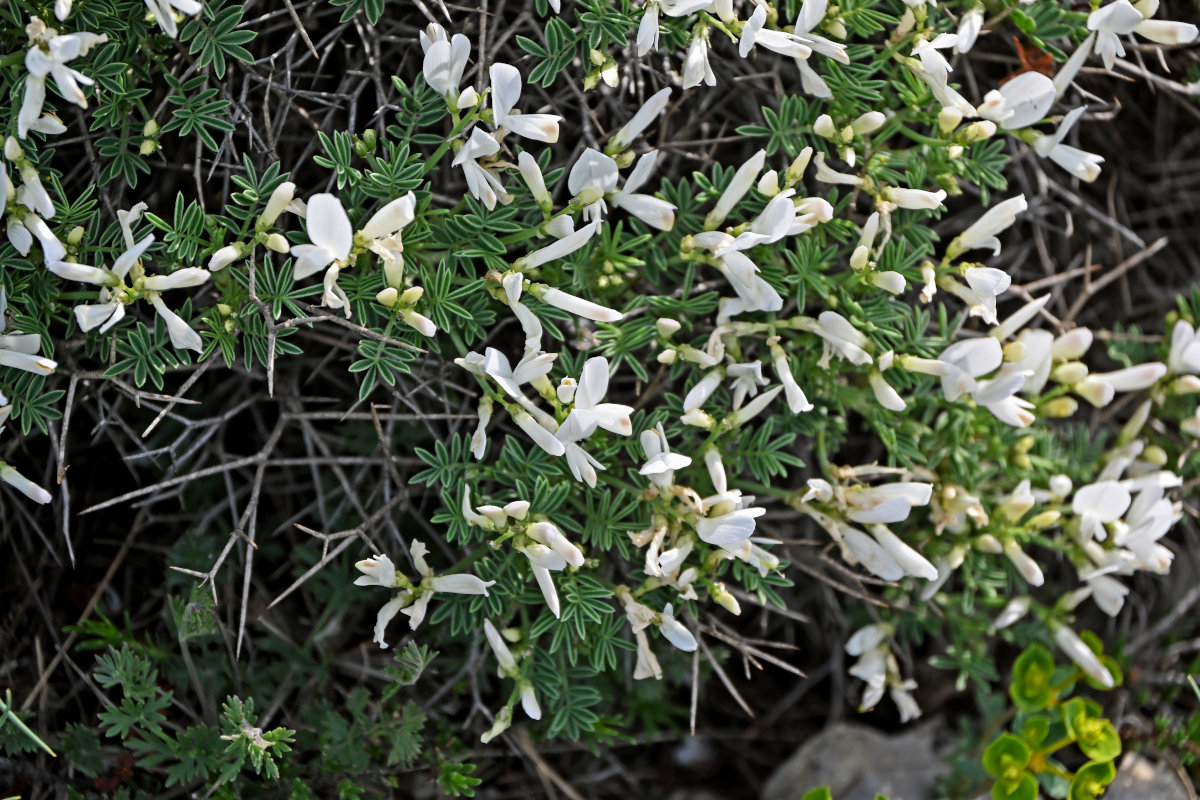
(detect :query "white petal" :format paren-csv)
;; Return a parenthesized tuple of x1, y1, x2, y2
(304, 194, 353, 260)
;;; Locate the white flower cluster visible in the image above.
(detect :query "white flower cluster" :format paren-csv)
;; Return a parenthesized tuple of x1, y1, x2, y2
(461, 490, 583, 619)
(354, 541, 494, 649)
(846, 623, 922, 722)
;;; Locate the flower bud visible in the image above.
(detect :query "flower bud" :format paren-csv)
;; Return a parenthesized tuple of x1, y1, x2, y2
(264, 233, 289, 253)
(757, 169, 780, 197)
(1143, 445, 1168, 466)
(1042, 397, 1078, 418)
(1169, 375, 1200, 394)
(784, 147, 813, 186)
(1053, 361, 1089, 384)
(258, 181, 297, 229)
(813, 114, 837, 139)
(377, 287, 399, 308)
(711, 582, 741, 615)
(938, 107, 963, 134)
(139, 139, 157, 156)
(650, 320, 681, 344)
(399, 286, 424, 306)
(1027, 510, 1061, 531)
(67, 226, 85, 246)
(851, 111, 886, 136)
(657, 348, 678, 364)
(1050, 474, 1073, 497)
(680, 407, 715, 429)
(960, 121, 996, 142)
(1002, 341, 1027, 362)
(947, 145, 964, 159)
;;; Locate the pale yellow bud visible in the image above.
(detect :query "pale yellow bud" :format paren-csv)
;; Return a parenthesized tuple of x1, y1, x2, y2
(1028, 511, 1061, 531)
(264, 233, 289, 253)
(1002, 341, 1027, 362)
(656, 318, 682, 338)
(1141, 445, 1166, 466)
(377, 287, 399, 308)
(712, 583, 741, 615)
(1053, 362, 1089, 384)
(938, 107, 963, 134)
(1042, 397, 1079, 418)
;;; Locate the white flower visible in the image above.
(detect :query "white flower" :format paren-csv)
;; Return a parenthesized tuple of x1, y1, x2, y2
(639, 423, 691, 490)
(1031, 108, 1103, 183)
(682, 29, 716, 89)
(813, 152, 864, 186)
(452, 128, 508, 210)
(938, 337, 1004, 400)
(612, 151, 676, 231)
(483, 347, 556, 399)
(1087, 0, 1193, 71)
(911, 33, 959, 87)
(977, 72, 1055, 130)
(511, 406, 566, 457)
(890, 683, 923, 722)
(490, 64, 560, 143)
(1168, 320, 1200, 375)
(354, 554, 397, 587)
(772, 340, 813, 413)
(532, 284, 623, 322)
(637, 2, 662, 56)
(558, 356, 634, 441)
(658, 603, 697, 651)
(806, 311, 873, 366)
(0, 459, 52, 504)
(950, 266, 1012, 324)
(955, 6, 984, 53)
(1054, 33, 1096, 98)
(994, 597, 1032, 630)
(363, 192, 417, 284)
(515, 218, 602, 270)
(883, 186, 946, 211)
(1052, 623, 1114, 688)
(608, 87, 672, 151)
(148, 294, 204, 352)
(741, 6, 813, 59)
(361, 540, 494, 647)
(20, 18, 107, 137)
(292, 194, 352, 280)
(144, 0, 202, 39)
(790, 0, 849, 96)
(695, 505, 766, 551)
(421, 26, 472, 101)
(633, 630, 663, 679)
(1072, 480, 1131, 541)
(1002, 538, 1045, 586)
(0, 332, 57, 376)
(517, 152, 552, 213)
(207, 244, 244, 272)
(706, 149, 766, 229)
(948, 195, 1027, 258)
(568, 149, 620, 217)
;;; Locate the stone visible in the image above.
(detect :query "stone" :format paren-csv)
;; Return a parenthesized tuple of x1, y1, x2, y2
(1105, 753, 1190, 800)
(761, 721, 948, 800)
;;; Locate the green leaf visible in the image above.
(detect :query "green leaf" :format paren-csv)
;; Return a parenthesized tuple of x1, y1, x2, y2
(983, 733, 1031, 778)
(1010, 644, 1057, 712)
(800, 790, 833, 800)
(1068, 761, 1117, 800)
(992, 772, 1038, 800)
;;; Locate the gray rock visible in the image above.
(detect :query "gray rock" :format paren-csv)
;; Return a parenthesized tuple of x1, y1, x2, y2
(1105, 753, 1191, 800)
(761, 721, 948, 800)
